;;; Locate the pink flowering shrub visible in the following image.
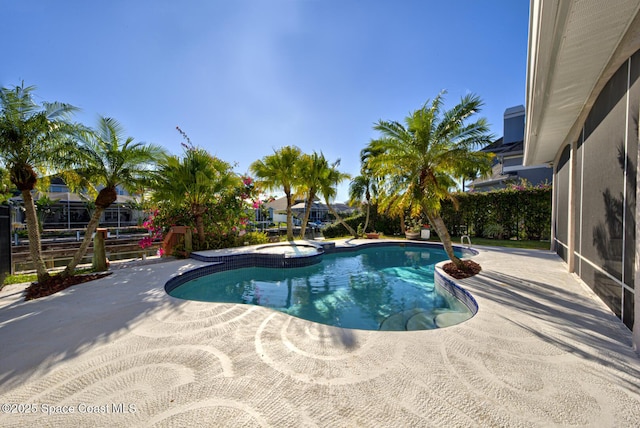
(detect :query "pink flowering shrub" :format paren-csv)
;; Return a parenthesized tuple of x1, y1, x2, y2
(139, 209, 164, 251)
(144, 173, 270, 251)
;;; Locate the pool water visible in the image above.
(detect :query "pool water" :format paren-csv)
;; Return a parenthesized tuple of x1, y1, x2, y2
(169, 246, 473, 331)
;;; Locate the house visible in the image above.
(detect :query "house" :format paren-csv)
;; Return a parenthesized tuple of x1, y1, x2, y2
(10, 176, 144, 230)
(471, 105, 552, 191)
(259, 196, 354, 225)
(524, 0, 640, 346)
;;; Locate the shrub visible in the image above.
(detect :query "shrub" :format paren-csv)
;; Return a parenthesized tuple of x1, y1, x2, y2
(440, 185, 551, 240)
(482, 223, 505, 239)
(322, 213, 365, 238)
(237, 231, 269, 246)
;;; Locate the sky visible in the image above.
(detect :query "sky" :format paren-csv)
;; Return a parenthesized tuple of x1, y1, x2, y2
(1, 0, 530, 202)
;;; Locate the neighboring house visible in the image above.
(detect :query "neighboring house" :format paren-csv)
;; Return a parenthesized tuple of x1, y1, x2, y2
(471, 105, 552, 191)
(525, 0, 639, 345)
(291, 201, 328, 224)
(259, 196, 354, 225)
(10, 176, 143, 230)
(260, 196, 292, 225)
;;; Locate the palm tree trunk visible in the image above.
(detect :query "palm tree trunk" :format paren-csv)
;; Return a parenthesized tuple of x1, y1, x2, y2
(195, 213, 205, 246)
(299, 196, 313, 239)
(21, 190, 50, 283)
(285, 192, 294, 241)
(62, 207, 105, 277)
(363, 198, 371, 233)
(325, 197, 357, 237)
(428, 213, 465, 269)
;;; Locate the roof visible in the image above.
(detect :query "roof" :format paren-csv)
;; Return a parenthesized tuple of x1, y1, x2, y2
(263, 196, 289, 212)
(291, 201, 329, 211)
(524, 0, 640, 165)
(469, 162, 513, 189)
(10, 192, 137, 204)
(481, 138, 524, 156)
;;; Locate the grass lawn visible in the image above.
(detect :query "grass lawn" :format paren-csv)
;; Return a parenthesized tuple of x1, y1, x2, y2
(324, 234, 551, 250)
(418, 236, 550, 250)
(2, 267, 95, 287)
(457, 237, 551, 250)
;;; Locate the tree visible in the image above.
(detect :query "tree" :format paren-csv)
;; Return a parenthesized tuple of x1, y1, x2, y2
(367, 92, 493, 270)
(61, 117, 166, 277)
(318, 157, 357, 237)
(348, 147, 380, 235)
(0, 83, 79, 283)
(250, 146, 302, 241)
(0, 165, 13, 204)
(151, 140, 238, 247)
(297, 152, 326, 239)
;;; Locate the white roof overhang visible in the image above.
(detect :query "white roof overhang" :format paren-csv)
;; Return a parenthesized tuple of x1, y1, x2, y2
(524, 0, 640, 165)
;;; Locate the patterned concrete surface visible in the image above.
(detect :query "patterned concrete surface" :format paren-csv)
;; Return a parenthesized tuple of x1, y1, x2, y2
(0, 242, 638, 427)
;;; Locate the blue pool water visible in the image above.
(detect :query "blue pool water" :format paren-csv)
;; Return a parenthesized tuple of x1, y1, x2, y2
(169, 246, 473, 331)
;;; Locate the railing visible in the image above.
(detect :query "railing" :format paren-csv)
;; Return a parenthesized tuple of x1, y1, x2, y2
(10, 236, 160, 274)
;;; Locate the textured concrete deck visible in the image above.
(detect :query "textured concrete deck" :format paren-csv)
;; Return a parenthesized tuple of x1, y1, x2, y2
(0, 243, 638, 427)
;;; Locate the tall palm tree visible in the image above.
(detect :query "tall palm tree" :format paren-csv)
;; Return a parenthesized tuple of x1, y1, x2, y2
(62, 117, 166, 277)
(297, 151, 326, 239)
(152, 146, 238, 247)
(250, 146, 302, 241)
(0, 83, 79, 283)
(367, 92, 493, 270)
(318, 158, 357, 237)
(348, 147, 380, 235)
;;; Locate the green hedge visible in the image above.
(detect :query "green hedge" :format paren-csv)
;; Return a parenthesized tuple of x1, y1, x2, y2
(322, 187, 551, 241)
(439, 187, 552, 240)
(321, 208, 403, 238)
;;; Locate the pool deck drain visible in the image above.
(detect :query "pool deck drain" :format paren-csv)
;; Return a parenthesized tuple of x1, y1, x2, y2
(0, 241, 638, 427)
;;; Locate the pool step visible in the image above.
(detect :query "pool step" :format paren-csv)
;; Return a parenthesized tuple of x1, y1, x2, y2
(379, 308, 436, 331)
(379, 308, 468, 331)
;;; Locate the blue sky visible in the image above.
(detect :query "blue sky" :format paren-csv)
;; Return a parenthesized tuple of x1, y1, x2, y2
(1, 0, 529, 202)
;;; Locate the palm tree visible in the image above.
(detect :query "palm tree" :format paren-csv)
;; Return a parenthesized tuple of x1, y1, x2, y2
(367, 92, 493, 270)
(318, 157, 357, 237)
(348, 147, 380, 235)
(152, 146, 238, 247)
(250, 146, 302, 241)
(297, 152, 326, 239)
(61, 117, 166, 277)
(0, 83, 79, 283)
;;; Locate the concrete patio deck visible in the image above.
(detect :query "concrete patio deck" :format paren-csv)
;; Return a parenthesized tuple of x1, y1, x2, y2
(0, 242, 638, 427)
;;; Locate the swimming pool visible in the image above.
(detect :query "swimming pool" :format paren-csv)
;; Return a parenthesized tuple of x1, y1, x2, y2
(167, 243, 477, 331)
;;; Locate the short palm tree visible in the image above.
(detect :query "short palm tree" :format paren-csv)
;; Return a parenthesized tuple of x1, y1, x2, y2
(318, 158, 356, 237)
(250, 146, 302, 241)
(367, 92, 493, 270)
(62, 117, 166, 277)
(152, 146, 238, 247)
(0, 83, 79, 283)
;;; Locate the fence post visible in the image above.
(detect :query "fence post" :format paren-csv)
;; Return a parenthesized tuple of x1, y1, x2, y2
(93, 228, 108, 271)
(0, 206, 11, 284)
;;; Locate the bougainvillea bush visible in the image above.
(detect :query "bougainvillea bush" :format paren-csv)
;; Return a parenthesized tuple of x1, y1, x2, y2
(141, 176, 269, 253)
